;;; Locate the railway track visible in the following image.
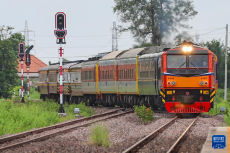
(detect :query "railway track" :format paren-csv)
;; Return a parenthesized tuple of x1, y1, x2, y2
(122, 115, 199, 153)
(0, 108, 133, 152)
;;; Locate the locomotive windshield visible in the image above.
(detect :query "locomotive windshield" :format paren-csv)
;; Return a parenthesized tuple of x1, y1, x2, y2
(167, 55, 209, 68)
(189, 55, 208, 68)
(167, 55, 186, 68)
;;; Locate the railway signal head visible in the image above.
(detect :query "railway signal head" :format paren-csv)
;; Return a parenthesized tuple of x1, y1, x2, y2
(25, 54, 31, 66)
(54, 12, 67, 42)
(18, 43, 25, 60)
(55, 12, 66, 30)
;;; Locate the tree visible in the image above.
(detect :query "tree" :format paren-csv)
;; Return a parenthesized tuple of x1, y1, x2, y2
(113, 0, 197, 45)
(49, 61, 52, 65)
(0, 26, 25, 98)
(201, 39, 227, 88)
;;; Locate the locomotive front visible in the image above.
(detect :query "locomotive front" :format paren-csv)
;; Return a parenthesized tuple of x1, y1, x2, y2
(160, 42, 217, 113)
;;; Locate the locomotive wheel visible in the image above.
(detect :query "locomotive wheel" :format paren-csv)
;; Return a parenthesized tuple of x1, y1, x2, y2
(83, 96, 88, 105)
(89, 96, 95, 106)
(43, 95, 47, 101)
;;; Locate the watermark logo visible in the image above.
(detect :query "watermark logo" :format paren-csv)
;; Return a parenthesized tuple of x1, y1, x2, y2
(212, 135, 226, 149)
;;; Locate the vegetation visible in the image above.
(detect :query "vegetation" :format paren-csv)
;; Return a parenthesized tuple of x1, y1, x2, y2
(113, 0, 197, 45)
(206, 89, 230, 126)
(90, 123, 111, 147)
(201, 40, 227, 88)
(0, 26, 25, 98)
(134, 105, 154, 123)
(0, 99, 94, 136)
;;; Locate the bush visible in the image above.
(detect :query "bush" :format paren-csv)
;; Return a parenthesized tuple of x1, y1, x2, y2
(134, 105, 154, 123)
(90, 123, 111, 147)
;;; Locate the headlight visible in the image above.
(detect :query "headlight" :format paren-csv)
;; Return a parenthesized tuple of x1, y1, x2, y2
(172, 81, 176, 85)
(200, 81, 204, 85)
(182, 46, 193, 52)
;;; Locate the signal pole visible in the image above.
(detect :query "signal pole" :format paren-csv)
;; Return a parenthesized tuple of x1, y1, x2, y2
(25, 45, 34, 99)
(54, 12, 67, 116)
(18, 43, 25, 103)
(224, 24, 228, 100)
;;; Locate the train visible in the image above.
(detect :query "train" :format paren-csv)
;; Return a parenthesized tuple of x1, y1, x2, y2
(38, 41, 218, 113)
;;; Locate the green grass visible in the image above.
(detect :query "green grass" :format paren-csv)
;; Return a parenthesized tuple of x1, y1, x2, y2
(28, 91, 40, 100)
(90, 123, 111, 147)
(206, 88, 230, 126)
(0, 99, 94, 136)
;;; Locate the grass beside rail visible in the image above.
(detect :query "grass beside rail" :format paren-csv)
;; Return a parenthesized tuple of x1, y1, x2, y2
(206, 88, 230, 126)
(0, 99, 94, 137)
(90, 123, 111, 147)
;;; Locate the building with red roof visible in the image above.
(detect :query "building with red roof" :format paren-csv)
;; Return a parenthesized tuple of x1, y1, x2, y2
(17, 55, 47, 80)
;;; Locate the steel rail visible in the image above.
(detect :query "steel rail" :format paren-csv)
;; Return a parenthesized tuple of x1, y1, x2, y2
(0, 108, 122, 143)
(166, 116, 199, 153)
(122, 116, 178, 153)
(0, 109, 133, 152)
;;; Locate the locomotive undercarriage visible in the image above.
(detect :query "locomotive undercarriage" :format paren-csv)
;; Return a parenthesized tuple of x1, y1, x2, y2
(41, 93, 165, 110)
(71, 94, 164, 110)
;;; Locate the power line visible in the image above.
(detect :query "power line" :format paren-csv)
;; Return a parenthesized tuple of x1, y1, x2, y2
(37, 55, 94, 58)
(35, 46, 111, 48)
(198, 27, 225, 36)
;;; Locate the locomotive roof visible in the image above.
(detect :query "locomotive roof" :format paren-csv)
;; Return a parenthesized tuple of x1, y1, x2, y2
(62, 62, 78, 69)
(100, 50, 125, 60)
(167, 45, 210, 55)
(116, 46, 173, 59)
(82, 60, 98, 67)
(69, 63, 83, 69)
(139, 52, 164, 59)
(117, 47, 147, 59)
(38, 64, 59, 71)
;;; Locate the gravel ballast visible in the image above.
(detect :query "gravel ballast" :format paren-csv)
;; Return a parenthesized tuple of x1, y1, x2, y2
(1, 110, 226, 153)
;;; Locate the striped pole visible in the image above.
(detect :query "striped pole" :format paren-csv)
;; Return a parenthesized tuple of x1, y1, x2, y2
(27, 67, 30, 99)
(60, 45, 63, 105)
(21, 61, 25, 103)
(58, 44, 65, 114)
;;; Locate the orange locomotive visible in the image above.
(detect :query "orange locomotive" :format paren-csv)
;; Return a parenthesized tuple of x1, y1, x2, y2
(160, 41, 217, 113)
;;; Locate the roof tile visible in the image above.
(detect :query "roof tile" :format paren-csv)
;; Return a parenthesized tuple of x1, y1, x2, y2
(17, 55, 47, 73)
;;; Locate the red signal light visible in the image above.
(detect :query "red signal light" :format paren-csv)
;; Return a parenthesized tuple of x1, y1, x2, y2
(186, 92, 189, 95)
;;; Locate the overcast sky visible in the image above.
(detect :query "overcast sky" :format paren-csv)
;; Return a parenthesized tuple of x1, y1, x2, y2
(0, 0, 229, 64)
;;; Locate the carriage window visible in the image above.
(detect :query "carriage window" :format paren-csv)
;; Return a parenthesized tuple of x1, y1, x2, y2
(189, 55, 208, 68)
(48, 73, 57, 82)
(167, 55, 186, 68)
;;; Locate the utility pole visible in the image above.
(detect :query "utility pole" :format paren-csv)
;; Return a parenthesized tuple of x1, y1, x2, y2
(224, 24, 228, 100)
(112, 22, 118, 51)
